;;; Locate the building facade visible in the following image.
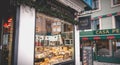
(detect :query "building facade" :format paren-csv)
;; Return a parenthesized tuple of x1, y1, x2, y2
(78, 0, 120, 64)
(0, 0, 91, 65)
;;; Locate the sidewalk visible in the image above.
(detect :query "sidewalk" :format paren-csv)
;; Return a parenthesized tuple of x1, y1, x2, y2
(80, 61, 120, 65)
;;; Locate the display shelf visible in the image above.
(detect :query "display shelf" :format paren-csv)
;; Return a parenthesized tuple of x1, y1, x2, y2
(35, 45, 73, 65)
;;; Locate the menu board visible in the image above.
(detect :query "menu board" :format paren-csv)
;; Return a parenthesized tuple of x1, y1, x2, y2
(82, 46, 93, 65)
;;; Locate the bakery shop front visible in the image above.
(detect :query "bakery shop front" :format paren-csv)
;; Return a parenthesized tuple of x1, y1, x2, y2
(34, 13, 74, 65)
(34, 0, 75, 65)
(80, 29, 120, 63)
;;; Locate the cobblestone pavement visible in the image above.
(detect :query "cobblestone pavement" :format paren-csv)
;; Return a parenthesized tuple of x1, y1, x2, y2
(80, 61, 120, 65)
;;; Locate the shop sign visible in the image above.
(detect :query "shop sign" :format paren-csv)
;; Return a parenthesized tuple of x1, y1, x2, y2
(46, 0, 75, 19)
(82, 46, 93, 65)
(78, 16, 91, 30)
(94, 29, 120, 35)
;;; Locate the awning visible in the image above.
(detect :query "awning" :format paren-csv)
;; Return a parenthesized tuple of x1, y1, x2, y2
(80, 35, 120, 40)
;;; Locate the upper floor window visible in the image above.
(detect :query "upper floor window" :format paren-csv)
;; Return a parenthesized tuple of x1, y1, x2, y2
(91, 19, 100, 30)
(113, 0, 120, 5)
(115, 15, 120, 28)
(92, 0, 99, 10)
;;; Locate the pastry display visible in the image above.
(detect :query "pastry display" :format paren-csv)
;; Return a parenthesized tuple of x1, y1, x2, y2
(35, 46, 73, 65)
(35, 14, 74, 65)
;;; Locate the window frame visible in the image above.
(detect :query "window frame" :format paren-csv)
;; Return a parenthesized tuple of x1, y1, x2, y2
(91, 19, 100, 30)
(34, 13, 75, 65)
(91, 0, 101, 12)
(114, 15, 120, 28)
(111, 0, 120, 7)
(80, 0, 101, 15)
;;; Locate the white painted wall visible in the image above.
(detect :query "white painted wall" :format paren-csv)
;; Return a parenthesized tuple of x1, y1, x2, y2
(17, 5, 35, 65)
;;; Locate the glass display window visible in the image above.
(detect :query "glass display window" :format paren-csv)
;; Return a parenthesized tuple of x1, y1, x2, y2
(96, 40, 111, 57)
(34, 13, 74, 65)
(112, 39, 120, 58)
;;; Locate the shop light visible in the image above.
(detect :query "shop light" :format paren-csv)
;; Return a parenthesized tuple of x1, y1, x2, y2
(8, 18, 13, 23)
(3, 22, 8, 28)
(3, 17, 13, 28)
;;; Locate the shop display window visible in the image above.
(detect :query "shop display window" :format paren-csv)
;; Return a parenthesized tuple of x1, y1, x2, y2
(34, 13, 74, 65)
(96, 40, 110, 57)
(112, 39, 120, 58)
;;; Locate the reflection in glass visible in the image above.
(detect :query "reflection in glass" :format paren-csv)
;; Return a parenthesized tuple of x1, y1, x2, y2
(113, 39, 120, 58)
(96, 40, 110, 57)
(35, 13, 74, 65)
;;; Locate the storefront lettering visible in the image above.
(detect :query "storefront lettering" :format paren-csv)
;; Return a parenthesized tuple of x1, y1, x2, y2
(95, 30, 109, 34)
(112, 29, 120, 34)
(95, 29, 120, 35)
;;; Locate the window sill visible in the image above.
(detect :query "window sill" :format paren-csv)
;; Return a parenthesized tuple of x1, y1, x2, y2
(91, 9, 101, 13)
(80, 9, 101, 16)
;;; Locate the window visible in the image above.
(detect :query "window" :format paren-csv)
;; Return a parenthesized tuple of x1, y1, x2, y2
(96, 40, 110, 57)
(112, 39, 120, 58)
(113, 0, 120, 5)
(91, 19, 100, 30)
(92, 0, 99, 10)
(115, 15, 120, 28)
(35, 14, 74, 65)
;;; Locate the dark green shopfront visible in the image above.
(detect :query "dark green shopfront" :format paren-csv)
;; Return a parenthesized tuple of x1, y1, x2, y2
(80, 29, 120, 63)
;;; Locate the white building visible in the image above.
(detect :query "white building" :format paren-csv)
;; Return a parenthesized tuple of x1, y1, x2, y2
(78, 0, 120, 64)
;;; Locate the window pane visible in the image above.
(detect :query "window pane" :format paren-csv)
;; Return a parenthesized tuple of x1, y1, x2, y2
(91, 19, 99, 30)
(92, 0, 99, 10)
(113, 0, 120, 5)
(96, 40, 111, 57)
(112, 39, 120, 58)
(115, 15, 120, 28)
(35, 13, 74, 65)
